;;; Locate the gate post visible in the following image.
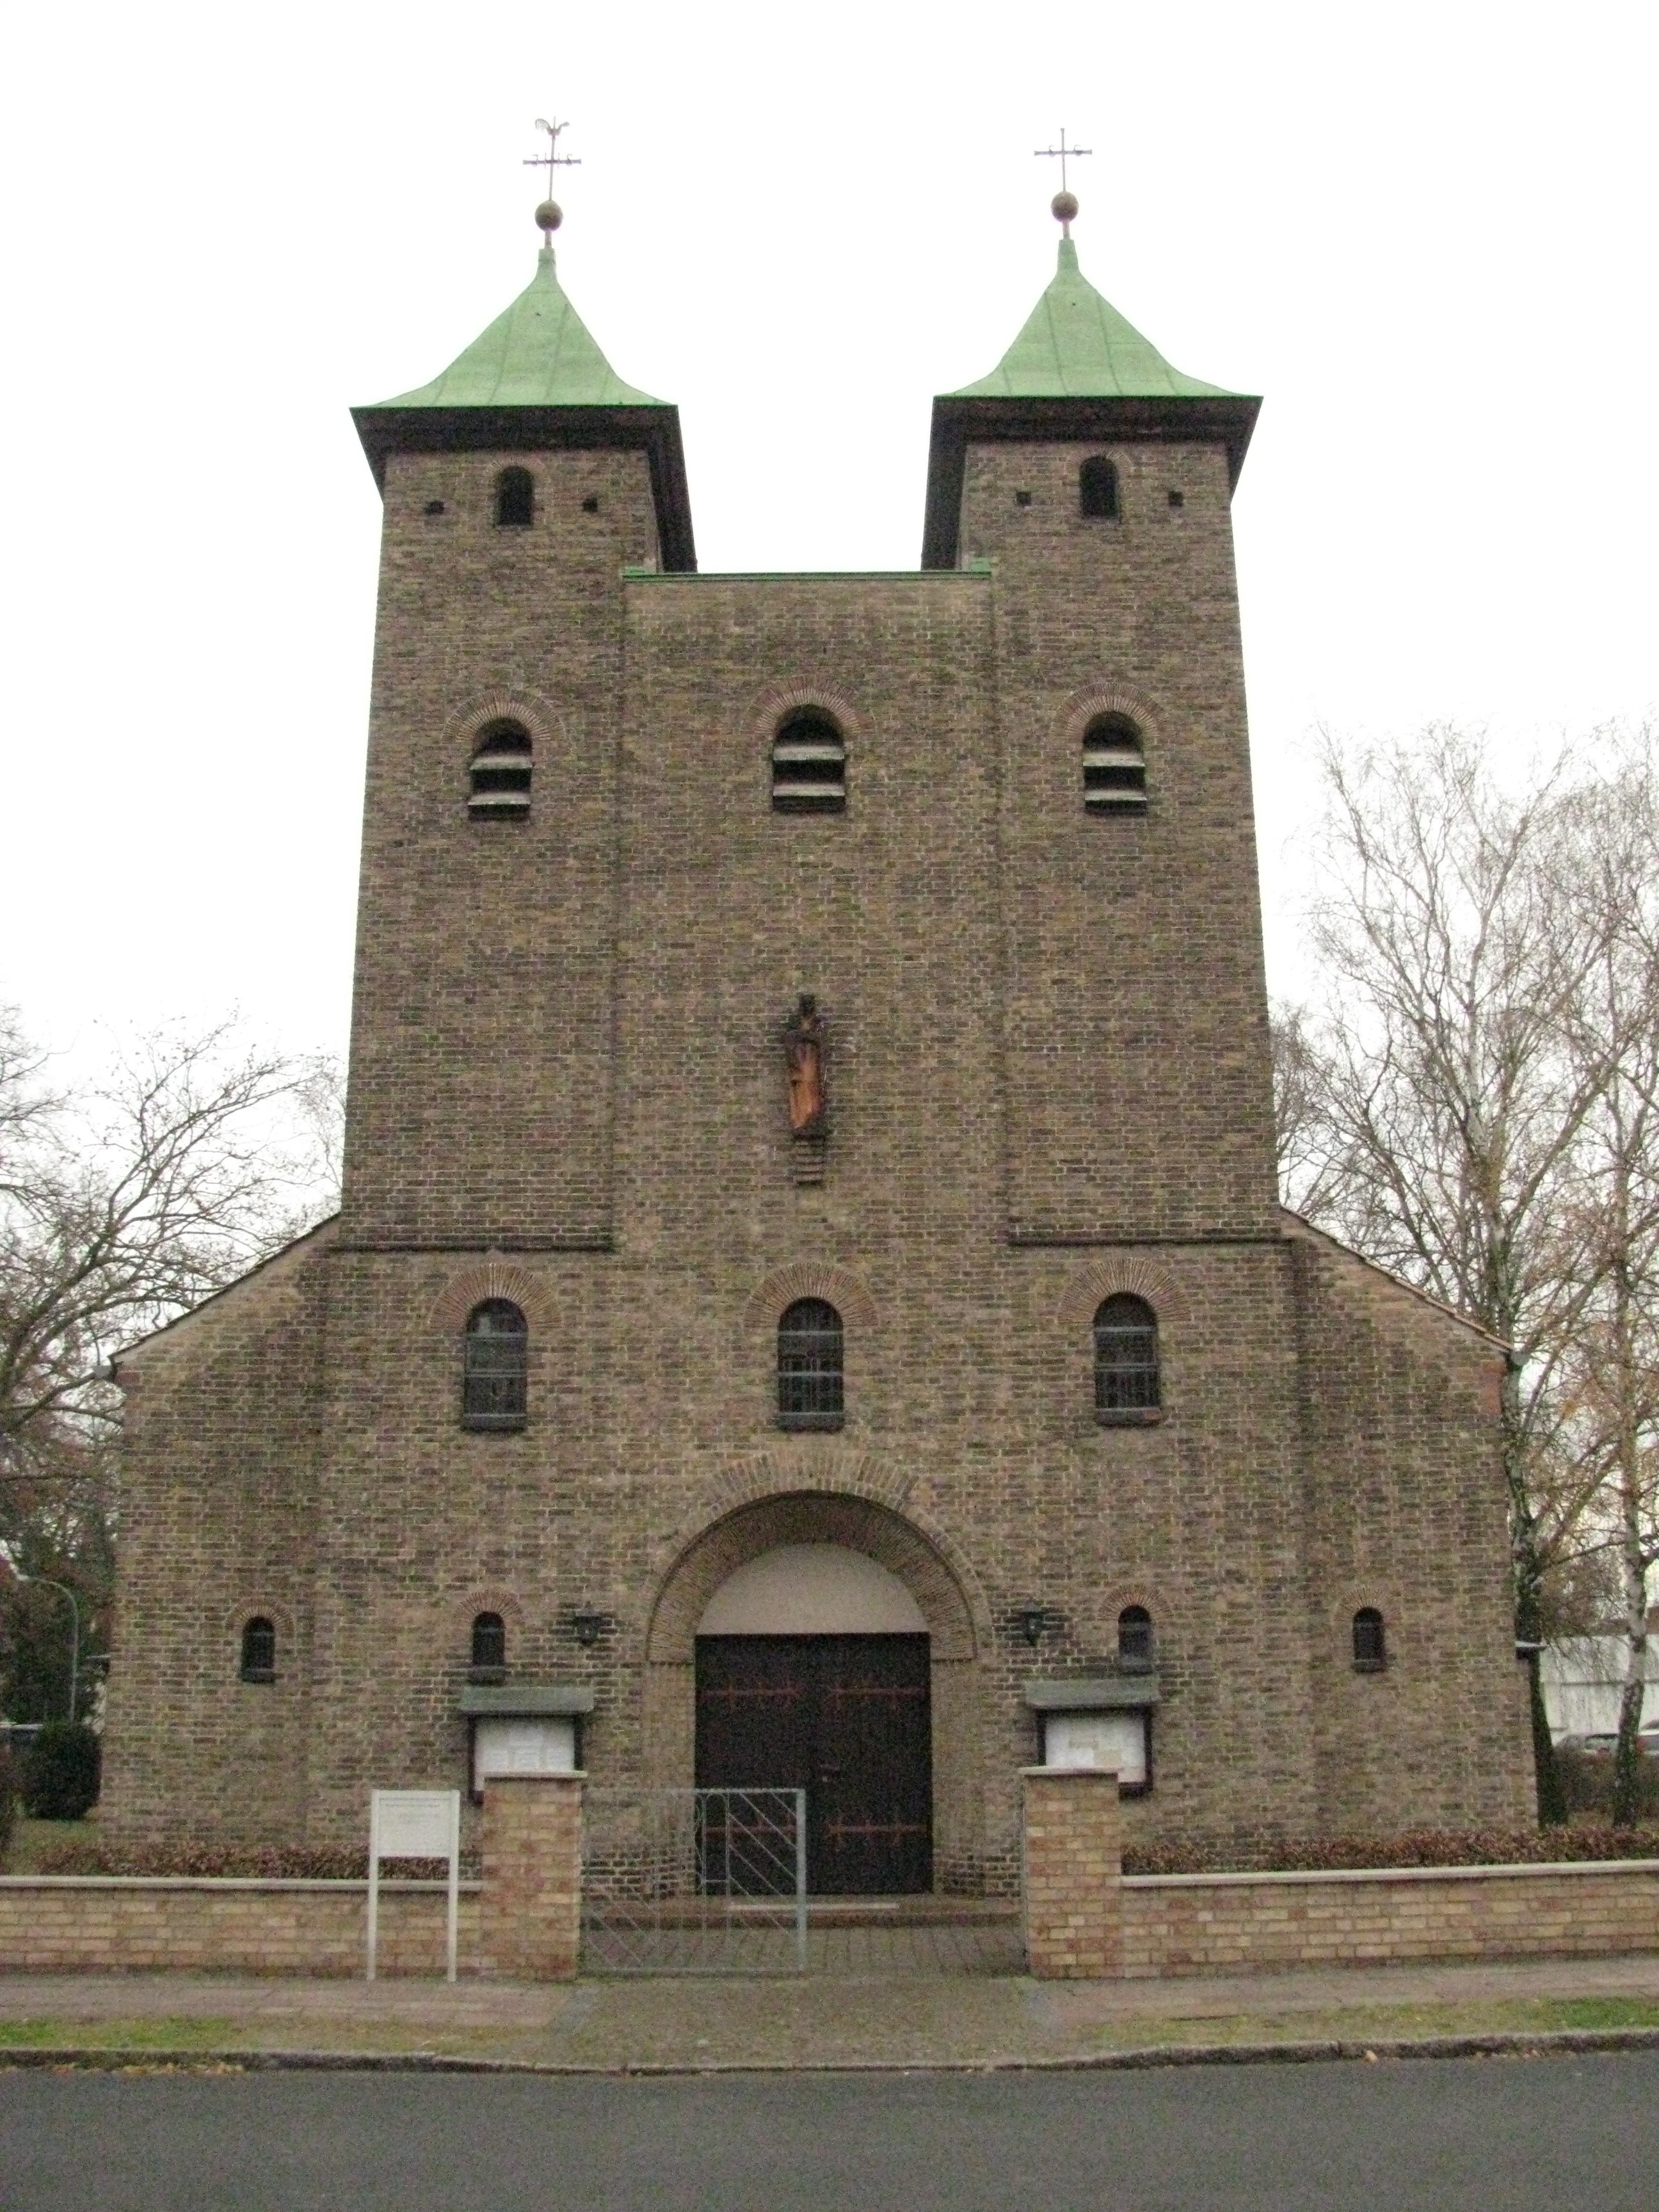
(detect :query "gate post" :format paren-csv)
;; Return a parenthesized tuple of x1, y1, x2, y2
(481, 1772, 584, 1979)
(1020, 1765, 1123, 1978)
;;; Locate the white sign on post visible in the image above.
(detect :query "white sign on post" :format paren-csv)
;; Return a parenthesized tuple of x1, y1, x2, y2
(367, 1788, 461, 1984)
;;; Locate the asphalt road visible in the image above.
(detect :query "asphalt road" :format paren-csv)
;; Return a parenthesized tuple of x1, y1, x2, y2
(4, 2052, 1658, 2212)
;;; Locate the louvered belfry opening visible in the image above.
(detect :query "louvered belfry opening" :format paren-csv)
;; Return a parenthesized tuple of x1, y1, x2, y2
(771, 709, 847, 813)
(462, 1299, 529, 1430)
(776, 1297, 845, 1428)
(1082, 711, 1148, 813)
(468, 719, 533, 818)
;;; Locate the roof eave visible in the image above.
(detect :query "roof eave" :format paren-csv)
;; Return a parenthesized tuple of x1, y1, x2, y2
(920, 391, 1262, 570)
(350, 402, 698, 573)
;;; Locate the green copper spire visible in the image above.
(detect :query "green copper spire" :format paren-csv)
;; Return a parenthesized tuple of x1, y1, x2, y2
(372, 246, 666, 410)
(954, 237, 1234, 403)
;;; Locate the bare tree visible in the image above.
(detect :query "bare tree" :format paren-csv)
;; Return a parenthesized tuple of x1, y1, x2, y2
(1285, 726, 1618, 1818)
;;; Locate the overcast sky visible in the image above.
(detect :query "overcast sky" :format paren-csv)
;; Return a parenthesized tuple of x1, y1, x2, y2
(1, 0, 1654, 1071)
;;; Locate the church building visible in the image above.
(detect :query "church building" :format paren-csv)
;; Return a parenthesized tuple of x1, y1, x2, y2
(102, 188, 1534, 1889)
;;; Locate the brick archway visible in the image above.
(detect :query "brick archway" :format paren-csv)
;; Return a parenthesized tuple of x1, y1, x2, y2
(641, 1490, 986, 1892)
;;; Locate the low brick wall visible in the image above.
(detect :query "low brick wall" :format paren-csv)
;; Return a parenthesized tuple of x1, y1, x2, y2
(1121, 1860, 1659, 1979)
(0, 1878, 482, 1978)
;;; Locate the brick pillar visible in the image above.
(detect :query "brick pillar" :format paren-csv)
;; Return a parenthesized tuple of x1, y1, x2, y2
(1021, 1765, 1123, 1978)
(481, 1773, 583, 1979)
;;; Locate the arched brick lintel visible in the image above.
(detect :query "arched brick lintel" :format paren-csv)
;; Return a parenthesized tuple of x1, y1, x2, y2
(429, 1260, 557, 1337)
(443, 689, 563, 770)
(1057, 1254, 1190, 1332)
(1062, 687, 1160, 753)
(748, 684, 867, 754)
(643, 1472, 989, 1665)
(742, 1262, 878, 1334)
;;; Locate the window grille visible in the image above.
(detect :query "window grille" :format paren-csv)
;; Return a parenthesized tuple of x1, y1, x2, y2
(1094, 1294, 1160, 1415)
(469, 719, 533, 818)
(1352, 1607, 1387, 1671)
(771, 710, 846, 813)
(1079, 454, 1120, 520)
(1082, 712, 1148, 813)
(776, 1297, 844, 1428)
(470, 1610, 506, 1676)
(463, 1299, 529, 1431)
(240, 1616, 276, 1683)
(1118, 1605, 1155, 1671)
(494, 466, 535, 527)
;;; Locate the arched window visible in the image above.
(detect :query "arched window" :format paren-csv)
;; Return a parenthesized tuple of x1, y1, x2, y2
(468, 719, 533, 818)
(463, 1299, 529, 1431)
(239, 1616, 276, 1683)
(1094, 1294, 1160, 1416)
(771, 709, 846, 813)
(494, 466, 535, 527)
(1082, 713, 1148, 813)
(777, 1297, 844, 1429)
(1352, 1608, 1387, 1671)
(1118, 1605, 1155, 1671)
(1079, 455, 1120, 520)
(469, 1610, 506, 1677)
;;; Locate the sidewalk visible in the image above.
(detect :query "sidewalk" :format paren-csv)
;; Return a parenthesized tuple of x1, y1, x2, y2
(3, 1950, 1659, 2072)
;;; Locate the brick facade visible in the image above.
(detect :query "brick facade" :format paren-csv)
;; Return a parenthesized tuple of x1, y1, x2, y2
(99, 243, 1534, 1885)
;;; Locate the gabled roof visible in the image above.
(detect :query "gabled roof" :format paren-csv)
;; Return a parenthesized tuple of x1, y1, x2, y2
(922, 232, 1260, 568)
(352, 246, 696, 571)
(952, 238, 1233, 403)
(369, 248, 666, 410)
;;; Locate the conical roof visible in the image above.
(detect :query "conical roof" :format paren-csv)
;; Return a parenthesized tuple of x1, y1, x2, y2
(954, 239, 1234, 402)
(371, 246, 666, 410)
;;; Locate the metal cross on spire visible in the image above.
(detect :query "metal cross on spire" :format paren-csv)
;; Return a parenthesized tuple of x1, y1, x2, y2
(525, 116, 581, 243)
(1035, 127, 1092, 236)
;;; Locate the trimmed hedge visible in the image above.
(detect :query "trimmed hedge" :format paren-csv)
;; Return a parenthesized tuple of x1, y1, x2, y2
(1121, 1822, 1659, 1877)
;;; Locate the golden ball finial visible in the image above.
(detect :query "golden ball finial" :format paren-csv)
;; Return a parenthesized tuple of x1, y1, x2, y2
(1052, 190, 1078, 226)
(535, 199, 564, 239)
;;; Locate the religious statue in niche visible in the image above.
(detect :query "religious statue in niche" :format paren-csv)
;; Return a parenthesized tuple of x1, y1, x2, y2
(783, 994, 827, 1137)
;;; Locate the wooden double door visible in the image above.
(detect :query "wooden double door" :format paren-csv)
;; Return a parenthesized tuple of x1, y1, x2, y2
(695, 1634, 933, 1895)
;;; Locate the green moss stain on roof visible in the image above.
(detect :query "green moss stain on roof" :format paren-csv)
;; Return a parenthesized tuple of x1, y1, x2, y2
(369, 248, 666, 410)
(954, 238, 1233, 401)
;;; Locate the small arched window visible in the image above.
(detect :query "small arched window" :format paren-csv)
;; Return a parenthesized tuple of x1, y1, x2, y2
(239, 1616, 276, 1683)
(1352, 1607, 1387, 1671)
(1118, 1605, 1155, 1671)
(777, 1297, 844, 1429)
(1082, 713, 1148, 813)
(1094, 1294, 1160, 1417)
(1079, 455, 1120, 520)
(494, 466, 535, 527)
(469, 719, 533, 818)
(469, 1610, 507, 1677)
(463, 1299, 529, 1431)
(771, 709, 846, 813)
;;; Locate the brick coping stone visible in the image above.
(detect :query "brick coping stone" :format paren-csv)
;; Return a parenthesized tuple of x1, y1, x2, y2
(0, 1877, 483, 1894)
(1125, 1859, 1659, 1889)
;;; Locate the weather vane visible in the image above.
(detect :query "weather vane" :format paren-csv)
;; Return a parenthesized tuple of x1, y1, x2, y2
(525, 117, 581, 244)
(1035, 127, 1092, 235)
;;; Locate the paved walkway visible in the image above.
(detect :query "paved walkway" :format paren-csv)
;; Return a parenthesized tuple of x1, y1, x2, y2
(3, 1950, 1659, 2070)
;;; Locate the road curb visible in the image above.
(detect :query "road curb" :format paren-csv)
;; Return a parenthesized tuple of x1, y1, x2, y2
(5, 2026, 1659, 2076)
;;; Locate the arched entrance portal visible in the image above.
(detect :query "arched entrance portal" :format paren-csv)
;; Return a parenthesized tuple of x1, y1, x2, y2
(697, 1546, 931, 1894)
(644, 1493, 984, 1896)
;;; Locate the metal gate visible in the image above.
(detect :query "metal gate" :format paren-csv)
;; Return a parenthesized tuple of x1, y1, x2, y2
(581, 1786, 808, 1974)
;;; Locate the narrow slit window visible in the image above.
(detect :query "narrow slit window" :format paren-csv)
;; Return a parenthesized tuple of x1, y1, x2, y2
(463, 1299, 529, 1431)
(1082, 712, 1148, 813)
(240, 1616, 276, 1683)
(469, 719, 533, 818)
(1094, 1294, 1160, 1415)
(469, 1610, 507, 1676)
(777, 1297, 844, 1428)
(771, 710, 846, 813)
(494, 467, 535, 527)
(1352, 1608, 1387, 1671)
(1118, 1606, 1155, 1671)
(1079, 455, 1120, 519)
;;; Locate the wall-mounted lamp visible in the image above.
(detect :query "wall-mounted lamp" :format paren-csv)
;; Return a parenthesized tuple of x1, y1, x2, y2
(568, 1610, 610, 1648)
(1014, 1604, 1050, 1649)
